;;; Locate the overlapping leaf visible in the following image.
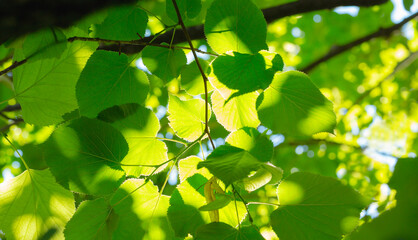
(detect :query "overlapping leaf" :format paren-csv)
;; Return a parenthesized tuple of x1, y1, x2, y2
(13, 41, 97, 125)
(166, 0, 202, 22)
(142, 45, 187, 82)
(195, 222, 264, 240)
(44, 117, 127, 195)
(98, 104, 168, 177)
(77, 50, 149, 118)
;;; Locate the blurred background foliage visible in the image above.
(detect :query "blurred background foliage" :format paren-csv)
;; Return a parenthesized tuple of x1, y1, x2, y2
(0, 0, 417, 239)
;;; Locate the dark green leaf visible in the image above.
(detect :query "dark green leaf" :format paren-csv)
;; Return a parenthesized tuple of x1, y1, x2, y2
(212, 52, 273, 97)
(197, 145, 262, 185)
(270, 172, 370, 240)
(198, 194, 232, 211)
(195, 222, 264, 240)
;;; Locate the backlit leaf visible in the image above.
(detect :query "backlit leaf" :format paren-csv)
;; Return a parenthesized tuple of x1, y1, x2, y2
(204, 0, 267, 54)
(13, 41, 97, 125)
(166, 0, 202, 22)
(168, 95, 209, 141)
(257, 71, 336, 136)
(0, 169, 75, 240)
(44, 117, 127, 195)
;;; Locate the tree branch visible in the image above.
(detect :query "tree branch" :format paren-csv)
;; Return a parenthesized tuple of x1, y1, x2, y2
(301, 12, 418, 73)
(100, 0, 389, 54)
(1, 104, 21, 112)
(0, 0, 138, 45)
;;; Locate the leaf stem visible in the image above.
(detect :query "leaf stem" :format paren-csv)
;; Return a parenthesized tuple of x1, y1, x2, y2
(2, 133, 30, 171)
(170, 0, 216, 149)
(232, 184, 254, 224)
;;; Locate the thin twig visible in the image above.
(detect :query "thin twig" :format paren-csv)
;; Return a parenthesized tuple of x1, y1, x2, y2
(170, 0, 216, 149)
(301, 12, 418, 73)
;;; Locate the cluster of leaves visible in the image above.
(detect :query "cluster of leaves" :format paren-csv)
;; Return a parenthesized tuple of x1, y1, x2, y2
(0, 0, 417, 239)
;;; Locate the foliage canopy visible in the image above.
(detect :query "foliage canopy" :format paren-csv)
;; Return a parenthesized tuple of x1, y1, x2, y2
(0, 0, 417, 239)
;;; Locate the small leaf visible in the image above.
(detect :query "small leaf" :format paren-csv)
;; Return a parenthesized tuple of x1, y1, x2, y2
(211, 90, 260, 132)
(212, 52, 272, 96)
(204, 0, 267, 54)
(77, 50, 149, 118)
(270, 172, 370, 240)
(0, 169, 75, 240)
(235, 164, 282, 192)
(257, 71, 336, 136)
(226, 127, 273, 162)
(199, 194, 232, 211)
(166, 0, 202, 22)
(403, 0, 413, 11)
(197, 145, 262, 185)
(93, 6, 148, 40)
(178, 156, 211, 183)
(44, 117, 127, 195)
(142, 45, 187, 82)
(168, 95, 209, 141)
(168, 174, 246, 237)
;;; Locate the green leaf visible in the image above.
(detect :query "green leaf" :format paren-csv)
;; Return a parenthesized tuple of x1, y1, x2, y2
(197, 145, 262, 185)
(225, 127, 273, 162)
(204, 0, 267, 54)
(13, 41, 97, 125)
(23, 28, 67, 60)
(111, 179, 169, 219)
(166, 0, 202, 22)
(403, 0, 413, 11)
(110, 179, 169, 239)
(195, 222, 264, 240)
(142, 45, 187, 82)
(168, 174, 246, 237)
(198, 194, 232, 211)
(99, 104, 168, 177)
(0, 78, 14, 109)
(270, 172, 369, 240)
(180, 60, 212, 95)
(212, 52, 272, 96)
(77, 50, 149, 118)
(0, 169, 75, 240)
(64, 198, 116, 240)
(235, 163, 283, 192)
(257, 71, 336, 136)
(178, 156, 211, 183)
(92, 6, 148, 40)
(168, 95, 209, 141)
(44, 117, 127, 195)
(211, 90, 260, 132)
